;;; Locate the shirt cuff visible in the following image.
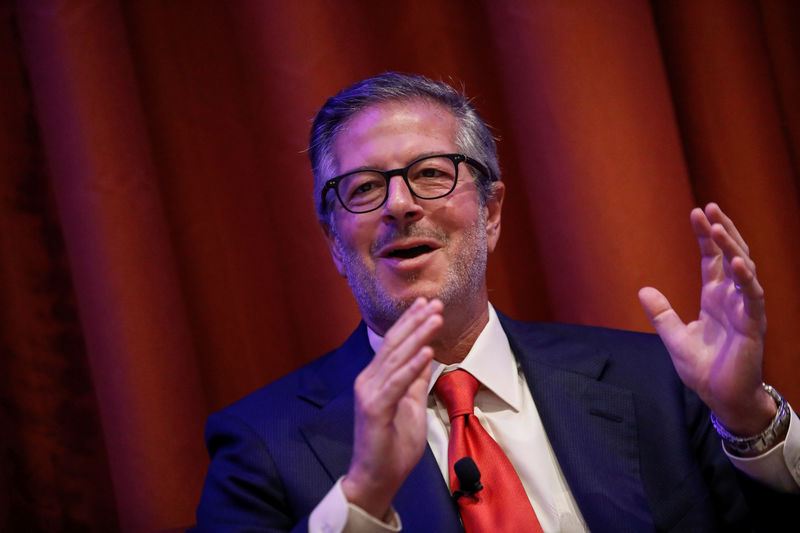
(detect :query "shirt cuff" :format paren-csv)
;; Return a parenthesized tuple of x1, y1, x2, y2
(725, 406, 800, 493)
(308, 477, 402, 533)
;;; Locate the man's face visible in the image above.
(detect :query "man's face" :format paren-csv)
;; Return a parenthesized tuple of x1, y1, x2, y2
(322, 99, 503, 334)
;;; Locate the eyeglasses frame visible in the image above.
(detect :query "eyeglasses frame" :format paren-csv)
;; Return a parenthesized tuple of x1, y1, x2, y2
(321, 153, 497, 214)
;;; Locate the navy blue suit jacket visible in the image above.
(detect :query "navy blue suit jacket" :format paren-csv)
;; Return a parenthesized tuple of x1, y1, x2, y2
(194, 313, 796, 532)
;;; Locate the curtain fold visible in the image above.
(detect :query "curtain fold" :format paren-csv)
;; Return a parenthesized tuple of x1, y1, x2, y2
(652, 0, 800, 393)
(1, 1, 797, 530)
(0, 3, 119, 529)
(486, 0, 701, 331)
(14, 1, 207, 530)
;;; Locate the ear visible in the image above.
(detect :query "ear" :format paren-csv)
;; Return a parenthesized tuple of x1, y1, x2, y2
(485, 181, 505, 254)
(320, 219, 346, 278)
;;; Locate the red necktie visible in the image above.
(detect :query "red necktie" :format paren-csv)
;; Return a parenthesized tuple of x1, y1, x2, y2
(434, 369, 543, 533)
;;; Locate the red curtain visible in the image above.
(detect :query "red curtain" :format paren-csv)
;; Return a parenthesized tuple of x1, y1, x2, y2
(1, 1, 797, 531)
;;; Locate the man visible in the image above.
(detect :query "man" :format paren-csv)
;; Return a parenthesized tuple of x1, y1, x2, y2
(194, 73, 799, 532)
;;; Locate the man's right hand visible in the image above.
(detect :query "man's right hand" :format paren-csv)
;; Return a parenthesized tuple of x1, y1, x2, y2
(341, 297, 443, 520)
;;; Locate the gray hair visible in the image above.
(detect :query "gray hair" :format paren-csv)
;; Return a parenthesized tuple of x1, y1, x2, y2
(309, 72, 500, 221)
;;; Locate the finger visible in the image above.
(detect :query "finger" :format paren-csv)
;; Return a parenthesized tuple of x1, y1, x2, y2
(705, 203, 757, 281)
(690, 207, 724, 284)
(369, 346, 435, 414)
(638, 286, 687, 341)
(373, 313, 443, 385)
(406, 354, 434, 404)
(353, 341, 434, 414)
(690, 207, 714, 253)
(366, 298, 440, 373)
(363, 310, 442, 393)
(704, 203, 749, 256)
(731, 256, 766, 321)
(710, 223, 756, 274)
(380, 298, 443, 356)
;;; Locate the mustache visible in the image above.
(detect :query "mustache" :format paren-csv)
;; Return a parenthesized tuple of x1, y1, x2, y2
(370, 224, 448, 256)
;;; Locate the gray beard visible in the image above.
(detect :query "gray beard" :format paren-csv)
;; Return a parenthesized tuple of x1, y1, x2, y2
(333, 210, 488, 333)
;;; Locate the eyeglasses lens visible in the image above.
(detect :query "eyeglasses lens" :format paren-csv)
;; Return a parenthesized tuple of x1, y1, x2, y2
(338, 156, 458, 213)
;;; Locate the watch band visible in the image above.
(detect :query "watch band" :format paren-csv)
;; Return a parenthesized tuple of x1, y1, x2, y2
(710, 383, 790, 455)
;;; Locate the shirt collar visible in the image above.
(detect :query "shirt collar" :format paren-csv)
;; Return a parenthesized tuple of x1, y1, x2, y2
(366, 303, 522, 412)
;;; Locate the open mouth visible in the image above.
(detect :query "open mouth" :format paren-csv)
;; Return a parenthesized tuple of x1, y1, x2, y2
(386, 245, 435, 259)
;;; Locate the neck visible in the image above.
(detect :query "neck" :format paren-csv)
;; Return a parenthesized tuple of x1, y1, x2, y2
(363, 288, 491, 365)
(428, 298, 490, 366)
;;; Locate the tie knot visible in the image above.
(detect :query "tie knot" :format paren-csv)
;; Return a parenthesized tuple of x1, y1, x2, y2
(434, 369, 480, 420)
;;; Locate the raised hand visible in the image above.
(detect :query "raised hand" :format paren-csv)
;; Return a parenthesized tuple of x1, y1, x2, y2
(638, 203, 776, 437)
(341, 297, 443, 519)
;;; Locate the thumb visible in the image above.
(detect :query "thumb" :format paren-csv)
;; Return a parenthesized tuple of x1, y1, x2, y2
(638, 286, 685, 339)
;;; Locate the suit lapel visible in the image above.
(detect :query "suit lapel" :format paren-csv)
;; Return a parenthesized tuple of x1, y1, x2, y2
(500, 314, 654, 532)
(394, 448, 463, 532)
(297, 324, 370, 482)
(297, 323, 462, 531)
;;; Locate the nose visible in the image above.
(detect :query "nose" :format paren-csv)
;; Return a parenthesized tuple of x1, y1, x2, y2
(381, 175, 423, 223)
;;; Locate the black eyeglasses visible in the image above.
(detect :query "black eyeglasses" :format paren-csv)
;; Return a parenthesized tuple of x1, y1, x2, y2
(321, 153, 496, 214)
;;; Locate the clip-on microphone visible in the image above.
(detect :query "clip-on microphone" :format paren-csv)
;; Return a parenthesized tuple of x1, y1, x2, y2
(452, 457, 483, 501)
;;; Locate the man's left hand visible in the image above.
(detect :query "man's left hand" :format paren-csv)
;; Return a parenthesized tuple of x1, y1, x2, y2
(639, 203, 776, 437)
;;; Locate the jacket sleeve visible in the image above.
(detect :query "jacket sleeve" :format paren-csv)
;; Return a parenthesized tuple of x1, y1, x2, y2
(192, 411, 310, 533)
(683, 384, 800, 532)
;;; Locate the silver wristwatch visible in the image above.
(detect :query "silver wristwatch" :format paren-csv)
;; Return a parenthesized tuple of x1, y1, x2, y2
(710, 383, 790, 455)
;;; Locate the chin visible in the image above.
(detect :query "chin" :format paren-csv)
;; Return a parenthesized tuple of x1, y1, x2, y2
(385, 281, 446, 305)
(354, 284, 440, 333)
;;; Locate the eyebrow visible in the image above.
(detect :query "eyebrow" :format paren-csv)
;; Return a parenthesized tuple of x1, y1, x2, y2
(338, 151, 452, 175)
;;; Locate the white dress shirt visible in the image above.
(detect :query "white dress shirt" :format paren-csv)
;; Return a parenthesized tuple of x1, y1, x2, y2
(420, 305, 588, 532)
(310, 304, 800, 532)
